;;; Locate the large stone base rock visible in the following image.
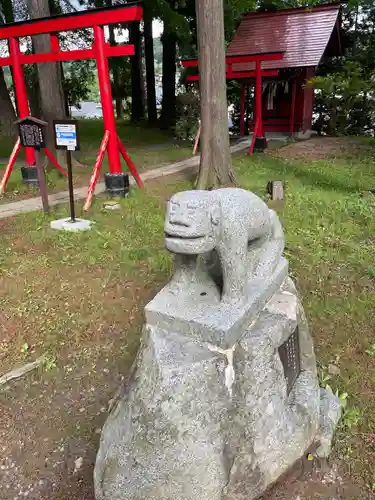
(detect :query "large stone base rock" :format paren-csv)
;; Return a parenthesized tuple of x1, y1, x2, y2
(94, 279, 338, 500)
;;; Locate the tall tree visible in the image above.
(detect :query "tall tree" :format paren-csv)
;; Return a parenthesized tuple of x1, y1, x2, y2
(158, 0, 260, 128)
(26, 0, 67, 161)
(144, 16, 157, 124)
(0, 69, 16, 137)
(195, 0, 235, 188)
(159, 23, 177, 129)
(108, 24, 124, 119)
(0, 0, 16, 137)
(306, 0, 375, 134)
(88, 0, 126, 119)
(129, 22, 145, 122)
(153, 0, 191, 130)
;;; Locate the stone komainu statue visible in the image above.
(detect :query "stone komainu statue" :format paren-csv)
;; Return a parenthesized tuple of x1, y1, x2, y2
(94, 188, 341, 500)
(164, 188, 284, 303)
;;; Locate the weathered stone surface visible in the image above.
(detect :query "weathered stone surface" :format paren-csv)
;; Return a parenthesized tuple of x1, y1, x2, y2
(270, 180, 284, 201)
(145, 258, 288, 346)
(315, 388, 342, 458)
(223, 288, 320, 499)
(95, 287, 322, 500)
(94, 189, 340, 500)
(94, 327, 230, 500)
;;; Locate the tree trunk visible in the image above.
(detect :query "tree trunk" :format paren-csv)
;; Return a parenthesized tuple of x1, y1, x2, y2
(26, 0, 66, 166)
(195, 0, 235, 189)
(0, 68, 16, 137)
(144, 17, 157, 124)
(352, 5, 359, 56)
(115, 99, 124, 120)
(129, 22, 144, 122)
(0, 2, 16, 137)
(108, 24, 124, 120)
(159, 25, 177, 130)
(25, 49, 42, 117)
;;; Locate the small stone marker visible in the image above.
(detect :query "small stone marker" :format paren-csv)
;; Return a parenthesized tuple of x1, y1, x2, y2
(268, 180, 284, 201)
(103, 200, 120, 210)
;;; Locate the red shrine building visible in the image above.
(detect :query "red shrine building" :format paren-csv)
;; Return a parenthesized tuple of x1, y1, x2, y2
(227, 3, 342, 137)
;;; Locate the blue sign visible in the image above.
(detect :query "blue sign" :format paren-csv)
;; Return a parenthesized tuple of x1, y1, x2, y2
(54, 123, 78, 149)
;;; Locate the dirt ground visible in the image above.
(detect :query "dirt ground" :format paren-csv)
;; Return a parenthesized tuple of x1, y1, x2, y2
(262, 456, 370, 500)
(269, 136, 369, 162)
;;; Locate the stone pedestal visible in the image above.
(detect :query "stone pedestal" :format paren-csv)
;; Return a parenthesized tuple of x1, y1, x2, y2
(145, 258, 288, 346)
(94, 278, 340, 500)
(50, 218, 93, 232)
(94, 188, 341, 500)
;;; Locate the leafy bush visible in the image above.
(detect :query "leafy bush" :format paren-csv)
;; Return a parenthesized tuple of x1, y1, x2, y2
(309, 61, 375, 136)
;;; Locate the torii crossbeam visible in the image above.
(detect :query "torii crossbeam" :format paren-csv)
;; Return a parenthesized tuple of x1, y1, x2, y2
(182, 52, 284, 154)
(0, 3, 144, 208)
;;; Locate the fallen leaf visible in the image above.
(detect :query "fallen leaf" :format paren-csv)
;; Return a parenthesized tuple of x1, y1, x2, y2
(73, 457, 83, 474)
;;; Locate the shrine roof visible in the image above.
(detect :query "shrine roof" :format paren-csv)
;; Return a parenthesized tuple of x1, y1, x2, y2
(227, 3, 341, 72)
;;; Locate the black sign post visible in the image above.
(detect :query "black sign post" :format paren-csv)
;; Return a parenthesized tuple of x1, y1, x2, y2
(66, 149, 75, 222)
(53, 120, 80, 223)
(15, 117, 49, 214)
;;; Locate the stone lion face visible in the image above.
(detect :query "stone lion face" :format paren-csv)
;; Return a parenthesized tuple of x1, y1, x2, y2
(164, 191, 221, 255)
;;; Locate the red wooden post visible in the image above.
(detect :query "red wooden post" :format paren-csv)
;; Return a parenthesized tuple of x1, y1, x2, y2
(240, 84, 246, 137)
(0, 138, 21, 193)
(248, 60, 266, 154)
(9, 37, 35, 167)
(93, 25, 122, 175)
(255, 60, 262, 134)
(117, 136, 144, 189)
(84, 130, 110, 211)
(43, 147, 68, 177)
(50, 34, 60, 53)
(289, 78, 297, 137)
(0, 5, 143, 201)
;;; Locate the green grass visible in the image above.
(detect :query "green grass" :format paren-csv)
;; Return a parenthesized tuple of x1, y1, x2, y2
(237, 151, 375, 488)
(0, 141, 374, 491)
(79, 120, 173, 149)
(78, 120, 192, 168)
(0, 187, 176, 364)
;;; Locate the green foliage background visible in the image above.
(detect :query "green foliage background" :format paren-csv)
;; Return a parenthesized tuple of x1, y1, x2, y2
(1, 0, 375, 134)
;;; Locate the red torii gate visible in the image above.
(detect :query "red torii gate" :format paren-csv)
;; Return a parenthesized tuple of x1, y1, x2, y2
(0, 3, 144, 209)
(182, 52, 284, 154)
